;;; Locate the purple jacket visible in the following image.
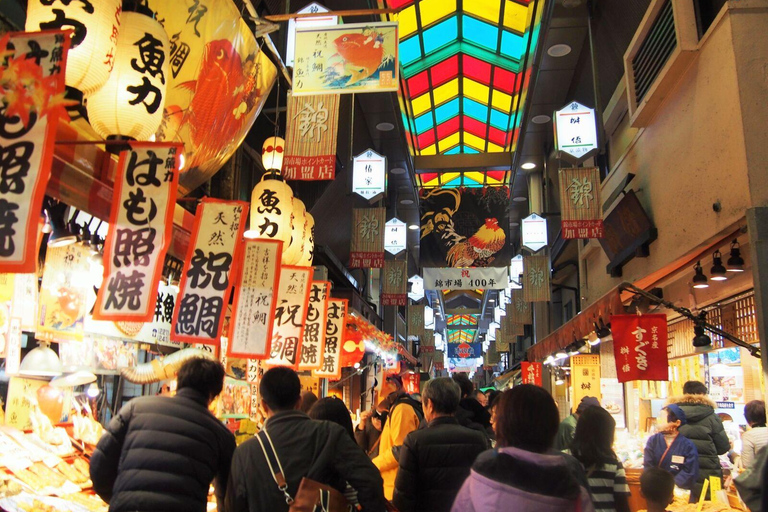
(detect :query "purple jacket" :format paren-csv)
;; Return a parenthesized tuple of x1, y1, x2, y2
(451, 446, 595, 512)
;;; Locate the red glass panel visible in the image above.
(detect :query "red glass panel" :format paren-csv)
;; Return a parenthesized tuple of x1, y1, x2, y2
(463, 116, 488, 139)
(486, 171, 506, 181)
(493, 67, 518, 94)
(463, 55, 491, 85)
(488, 126, 507, 146)
(420, 172, 439, 183)
(417, 129, 436, 149)
(436, 116, 460, 139)
(387, 0, 414, 8)
(430, 55, 459, 88)
(407, 71, 430, 98)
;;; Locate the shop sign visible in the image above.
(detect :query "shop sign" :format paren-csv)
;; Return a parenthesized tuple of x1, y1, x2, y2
(5, 318, 22, 376)
(5, 377, 48, 430)
(559, 167, 604, 239)
(612, 314, 669, 383)
(402, 372, 420, 395)
(408, 274, 424, 301)
(313, 298, 348, 380)
(93, 143, 181, 322)
(554, 101, 598, 162)
(384, 218, 407, 255)
(503, 303, 524, 336)
(298, 281, 329, 371)
(0, 30, 71, 274)
(599, 190, 657, 276)
(38, 244, 91, 341)
(382, 260, 407, 306)
(352, 149, 387, 201)
(434, 350, 445, 371)
(510, 289, 533, 325)
(228, 239, 282, 358)
(495, 332, 511, 352)
(423, 267, 508, 290)
(293, 22, 399, 96)
(509, 255, 524, 289)
(172, 199, 248, 345)
(716, 401, 735, 410)
(286, 3, 338, 68)
(521, 213, 547, 252)
(447, 342, 481, 359)
(349, 207, 385, 268)
(408, 304, 426, 338)
(264, 266, 312, 369)
(485, 343, 500, 366)
(283, 93, 340, 181)
(522, 255, 551, 302)
(572, 354, 602, 405)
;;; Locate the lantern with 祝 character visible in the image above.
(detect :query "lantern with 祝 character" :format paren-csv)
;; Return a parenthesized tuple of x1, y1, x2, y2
(87, 11, 169, 141)
(282, 197, 307, 265)
(262, 136, 285, 172)
(296, 212, 315, 267)
(26, 0, 123, 95)
(247, 175, 294, 245)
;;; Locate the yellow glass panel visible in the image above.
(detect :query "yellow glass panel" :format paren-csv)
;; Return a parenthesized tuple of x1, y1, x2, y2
(440, 172, 461, 183)
(421, 144, 437, 155)
(491, 90, 512, 112)
(465, 0, 501, 24)
(503, 1, 529, 33)
(438, 132, 460, 152)
(487, 141, 504, 153)
(433, 78, 459, 106)
(412, 93, 432, 117)
(419, 0, 457, 27)
(463, 132, 486, 152)
(397, 6, 419, 38)
(463, 171, 485, 184)
(463, 78, 490, 104)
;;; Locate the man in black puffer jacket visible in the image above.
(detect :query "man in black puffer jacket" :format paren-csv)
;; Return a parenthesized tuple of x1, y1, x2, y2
(393, 377, 489, 512)
(90, 357, 236, 512)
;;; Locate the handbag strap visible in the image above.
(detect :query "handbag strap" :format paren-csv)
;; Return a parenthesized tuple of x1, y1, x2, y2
(256, 429, 295, 506)
(657, 433, 678, 469)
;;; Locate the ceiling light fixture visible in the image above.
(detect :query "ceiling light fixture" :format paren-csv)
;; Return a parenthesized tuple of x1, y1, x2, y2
(376, 122, 395, 131)
(19, 341, 63, 377)
(46, 202, 77, 248)
(512, 196, 527, 203)
(692, 261, 709, 289)
(510, 221, 520, 227)
(693, 315, 712, 351)
(531, 115, 551, 124)
(543, 355, 555, 365)
(710, 250, 727, 281)
(521, 162, 537, 170)
(400, 198, 414, 205)
(594, 318, 612, 339)
(555, 349, 569, 360)
(726, 239, 745, 272)
(547, 44, 572, 57)
(408, 224, 419, 231)
(390, 167, 406, 175)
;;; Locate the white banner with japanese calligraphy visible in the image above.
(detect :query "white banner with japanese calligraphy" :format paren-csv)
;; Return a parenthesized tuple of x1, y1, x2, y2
(283, 93, 339, 181)
(423, 267, 508, 290)
(264, 266, 312, 369)
(559, 167, 604, 239)
(228, 239, 282, 358)
(298, 281, 329, 371)
(313, 298, 347, 381)
(0, 30, 71, 273)
(93, 143, 181, 322)
(171, 198, 248, 345)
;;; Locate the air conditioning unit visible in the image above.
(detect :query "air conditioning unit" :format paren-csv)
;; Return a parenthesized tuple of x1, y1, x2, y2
(624, 0, 699, 127)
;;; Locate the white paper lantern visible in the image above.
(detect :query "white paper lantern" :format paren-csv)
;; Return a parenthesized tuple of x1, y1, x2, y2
(247, 176, 294, 245)
(282, 198, 307, 265)
(262, 136, 285, 172)
(86, 12, 169, 141)
(26, 0, 122, 94)
(296, 212, 315, 267)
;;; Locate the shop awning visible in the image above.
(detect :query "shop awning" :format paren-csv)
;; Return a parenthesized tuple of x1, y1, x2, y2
(527, 285, 626, 362)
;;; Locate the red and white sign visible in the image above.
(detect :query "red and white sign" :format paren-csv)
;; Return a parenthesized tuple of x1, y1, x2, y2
(313, 298, 347, 380)
(264, 266, 312, 369)
(298, 281, 329, 371)
(612, 314, 669, 383)
(521, 362, 543, 386)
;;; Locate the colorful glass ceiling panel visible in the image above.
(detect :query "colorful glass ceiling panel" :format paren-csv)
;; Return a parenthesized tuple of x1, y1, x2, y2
(448, 329, 475, 344)
(385, 0, 546, 157)
(417, 170, 511, 189)
(447, 313, 478, 326)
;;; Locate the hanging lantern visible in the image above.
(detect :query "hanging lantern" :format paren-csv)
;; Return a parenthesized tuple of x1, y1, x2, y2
(26, 0, 122, 95)
(246, 175, 294, 244)
(296, 212, 315, 267)
(86, 11, 169, 141)
(282, 198, 307, 265)
(262, 136, 285, 172)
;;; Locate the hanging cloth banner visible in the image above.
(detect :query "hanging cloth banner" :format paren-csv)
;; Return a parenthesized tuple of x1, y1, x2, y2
(420, 330, 435, 353)
(523, 255, 551, 302)
(264, 266, 313, 369)
(422, 267, 508, 290)
(612, 314, 669, 383)
(510, 290, 533, 324)
(503, 303, 525, 336)
(485, 343, 500, 366)
(313, 298, 348, 381)
(298, 281, 330, 371)
(447, 342, 482, 359)
(93, 143, 181, 321)
(559, 167, 604, 239)
(171, 198, 248, 345)
(350, 207, 385, 268)
(521, 362, 543, 386)
(0, 30, 72, 273)
(227, 239, 282, 358)
(434, 350, 445, 371)
(282, 93, 340, 181)
(495, 332, 511, 352)
(572, 354, 602, 404)
(408, 305, 426, 338)
(382, 260, 407, 306)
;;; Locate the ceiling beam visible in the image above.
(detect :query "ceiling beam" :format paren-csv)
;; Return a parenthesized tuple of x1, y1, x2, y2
(415, 152, 514, 171)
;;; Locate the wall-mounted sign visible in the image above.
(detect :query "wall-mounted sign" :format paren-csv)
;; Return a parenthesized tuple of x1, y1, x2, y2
(286, 3, 338, 68)
(554, 101, 598, 162)
(423, 267, 508, 291)
(352, 149, 387, 201)
(521, 213, 548, 252)
(599, 190, 657, 277)
(572, 354, 601, 405)
(384, 218, 407, 255)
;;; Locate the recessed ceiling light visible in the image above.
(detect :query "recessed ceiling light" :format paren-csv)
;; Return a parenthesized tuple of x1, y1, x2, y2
(512, 196, 527, 203)
(376, 122, 395, 131)
(408, 224, 419, 230)
(521, 162, 537, 170)
(400, 198, 414, 205)
(547, 44, 572, 57)
(510, 221, 520, 227)
(391, 167, 406, 175)
(531, 115, 551, 124)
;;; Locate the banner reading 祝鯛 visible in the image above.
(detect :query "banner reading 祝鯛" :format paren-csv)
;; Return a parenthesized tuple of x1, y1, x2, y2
(381, 260, 407, 306)
(313, 298, 347, 381)
(264, 266, 312, 369)
(298, 281, 330, 371)
(282, 93, 340, 181)
(559, 167, 604, 239)
(350, 208, 385, 268)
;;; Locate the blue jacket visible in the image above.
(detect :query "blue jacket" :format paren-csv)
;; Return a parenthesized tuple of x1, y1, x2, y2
(643, 433, 700, 490)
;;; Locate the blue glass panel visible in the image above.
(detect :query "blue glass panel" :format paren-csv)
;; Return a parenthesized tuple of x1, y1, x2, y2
(434, 98, 460, 124)
(490, 108, 510, 130)
(444, 176, 464, 187)
(501, 30, 525, 60)
(462, 16, 498, 52)
(423, 17, 458, 55)
(462, 145, 479, 154)
(444, 146, 462, 155)
(414, 112, 435, 133)
(463, 98, 489, 122)
(400, 36, 422, 66)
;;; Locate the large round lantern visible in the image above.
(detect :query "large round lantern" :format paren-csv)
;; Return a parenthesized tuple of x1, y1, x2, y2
(262, 137, 285, 172)
(26, 0, 122, 94)
(296, 212, 315, 267)
(246, 175, 294, 245)
(282, 198, 307, 265)
(86, 11, 169, 141)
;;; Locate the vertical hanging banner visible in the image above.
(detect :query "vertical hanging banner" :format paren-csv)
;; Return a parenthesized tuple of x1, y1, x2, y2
(485, 343, 500, 366)
(314, 298, 348, 380)
(434, 350, 445, 371)
(612, 314, 669, 383)
(264, 266, 313, 368)
(495, 332, 511, 353)
(93, 143, 181, 321)
(572, 354, 602, 404)
(0, 30, 71, 273)
(382, 260, 407, 306)
(349, 207, 385, 268)
(510, 290, 533, 324)
(559, 167, 604, 239)
(172, 199, 248, 345)
(503, 303, 525, 336)
(521, 362, 543, 386)
(227, 239, 282, 358)
(38, 244, 91, 341)
(408, 305, 426, 338)
(298, 281, 330, 371)
(523, 255, 551, 302)
(282, 93, 340, 180)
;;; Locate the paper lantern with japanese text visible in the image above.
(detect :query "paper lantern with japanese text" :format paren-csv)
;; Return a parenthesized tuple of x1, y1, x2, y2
(262, 136, 285, 172)
(26, 0, 122, 94)
(86, 11, 169, 141)
(283, 198, 307, 265)
(340, 318, 365, 368)
(296, 212, 315, 267)
(247, 175, 294, 245)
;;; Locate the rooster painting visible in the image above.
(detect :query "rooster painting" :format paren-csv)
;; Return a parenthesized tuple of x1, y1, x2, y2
(447, 218, 506, 267)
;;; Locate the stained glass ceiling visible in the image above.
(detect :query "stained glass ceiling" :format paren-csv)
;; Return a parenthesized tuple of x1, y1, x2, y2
(447, 313, 479, 327)
(417, 170, 511, 188)
(448, 329, 475, 344)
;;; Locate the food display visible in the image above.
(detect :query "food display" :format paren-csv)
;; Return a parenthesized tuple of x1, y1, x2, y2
(72, 413, 104, 447)
(0, 474, 23, 498)
(0, 493, 105, 512)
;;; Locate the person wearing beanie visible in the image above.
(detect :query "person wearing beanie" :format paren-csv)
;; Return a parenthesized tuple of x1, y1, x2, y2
(643, 404, 700, 491)
(555, 396, 601, 451)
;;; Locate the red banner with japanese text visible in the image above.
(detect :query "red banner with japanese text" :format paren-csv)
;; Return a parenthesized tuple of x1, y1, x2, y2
(559, 167, 604, 239)
(434, 350, 445, 371)
(171, 198, 248, 345)
(298, 281, 329, 371)
(264, 266, 312, 369)
(349, 208, 384, 268)
(282, 93, 339, 180)
(612, 314, 669, 383)
(0, 30, 71, 273)
(381, 260, 407, 306)
(521, 362, 543, 386)
(313, 298, 347, 381)
(93, 143, 181, 321)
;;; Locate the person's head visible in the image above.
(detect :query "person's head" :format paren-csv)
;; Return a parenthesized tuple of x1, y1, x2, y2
(176, 358, 225, 403)
(259, 366, 301, 415)
(486, 390, 501, 409)
(299, 390, 318, 414)
(371, 409, 386, 431)
(474, 389, 488, 407)
(745, 400, 766, 428)
(683, 380, 708, 396)
(662, 404, 687, 432)
(452, 373, 474, 399)
(495, 385, 559, 453)
(575, 396, 601, 418)
(380, 373, 404, 396)
(308, 397, 354, 441)
(640, 468, 675, 509)
(570, 406, 617, 467)
(422, 377, 461, 422)
(489, 392, 502, 432)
